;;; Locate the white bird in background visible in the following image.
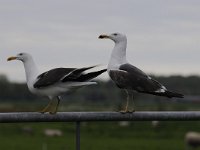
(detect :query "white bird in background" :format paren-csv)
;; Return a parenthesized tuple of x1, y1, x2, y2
(99, 33, 183, 113)
(7, 53, 106, 114)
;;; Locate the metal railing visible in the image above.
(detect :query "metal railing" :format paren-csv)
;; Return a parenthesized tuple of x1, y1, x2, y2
(1, 111, 200, 150)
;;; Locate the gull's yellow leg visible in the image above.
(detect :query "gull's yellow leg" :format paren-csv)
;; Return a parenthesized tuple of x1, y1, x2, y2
(39, 99, 54, 114)
(128, 92, 135, 113)
(49, 97, 61, 114)
(120, 90, 129, 114)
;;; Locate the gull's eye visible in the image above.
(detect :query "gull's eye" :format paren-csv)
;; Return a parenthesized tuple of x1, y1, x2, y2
(19, 53, 23, 56)
(113, 33, 118, 36)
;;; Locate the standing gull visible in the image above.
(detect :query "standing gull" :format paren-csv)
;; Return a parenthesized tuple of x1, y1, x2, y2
(99, 33, 183, 113)
(7, 53, 106, 114)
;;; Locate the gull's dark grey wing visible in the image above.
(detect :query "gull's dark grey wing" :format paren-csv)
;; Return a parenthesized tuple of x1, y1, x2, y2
(34, 65, 106, 88)
(34, 68, 75, 88)
(109, 65, 161, 92)
(109, 63, 183, 98)
(62, 65, 98, 81)
(110, 63, 162, 91)
(62, 69, 107, 82)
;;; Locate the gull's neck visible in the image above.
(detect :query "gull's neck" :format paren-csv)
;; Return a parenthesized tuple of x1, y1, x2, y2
(23, 57, 39, 87)
(108, 40, 127, 71)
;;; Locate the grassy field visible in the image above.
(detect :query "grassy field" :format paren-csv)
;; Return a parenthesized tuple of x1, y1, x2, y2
(0, 99, 200, 150)
(0, 121, 200, 150)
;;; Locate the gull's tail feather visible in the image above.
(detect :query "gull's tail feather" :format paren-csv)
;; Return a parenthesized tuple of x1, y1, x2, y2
(164, 90, 184, 98)
(144, 90, 184, 98)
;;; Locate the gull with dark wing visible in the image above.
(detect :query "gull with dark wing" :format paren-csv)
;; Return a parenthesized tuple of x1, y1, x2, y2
(7, 53, 106, 114)
(99, 33, 183, 113)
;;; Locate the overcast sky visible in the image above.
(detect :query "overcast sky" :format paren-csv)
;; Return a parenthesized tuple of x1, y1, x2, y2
(0, 0, 200, 82)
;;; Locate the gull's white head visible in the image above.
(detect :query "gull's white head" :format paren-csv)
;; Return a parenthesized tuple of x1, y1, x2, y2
(99, 32, 127, 43)
(7, 52, 32, 62)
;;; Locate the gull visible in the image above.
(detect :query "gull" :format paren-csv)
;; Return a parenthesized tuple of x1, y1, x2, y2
(99, 33, 183, 113)
(7, 52, 106, 114)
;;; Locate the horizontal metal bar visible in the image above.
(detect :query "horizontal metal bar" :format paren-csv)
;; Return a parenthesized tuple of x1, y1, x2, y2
(0, 111, 200, 123)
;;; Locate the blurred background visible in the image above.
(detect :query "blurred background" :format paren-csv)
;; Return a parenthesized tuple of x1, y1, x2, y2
(1, 0, 200, 150)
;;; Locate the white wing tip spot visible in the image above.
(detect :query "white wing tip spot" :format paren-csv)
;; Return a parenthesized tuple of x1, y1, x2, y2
(155, 86, 167, 93)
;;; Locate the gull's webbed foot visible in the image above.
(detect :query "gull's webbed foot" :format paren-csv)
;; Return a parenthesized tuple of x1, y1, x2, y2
(39, 107, 52, 114)
(49, 110, 57, 115)
(38, 97, 60, 115)
(38, 100, 54, 114)
(119, 110, 129, 114)
(128, 109, 135, 113)
(118, 108, 135, 114)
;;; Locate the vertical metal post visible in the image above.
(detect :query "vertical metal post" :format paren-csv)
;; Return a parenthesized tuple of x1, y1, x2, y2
(76, 121, 80, 150)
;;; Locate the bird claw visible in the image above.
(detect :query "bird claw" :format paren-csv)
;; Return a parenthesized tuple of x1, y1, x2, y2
(38, 110, 47, 114)
(128, 109, 135, 113)
(38, 110, 57, 115)
(39, 108, 50, 114)
(119, 110, 129, 114)
(38, 107, 53, 114)
(119, 109, 135, 114)
(49, 111, 57, 115)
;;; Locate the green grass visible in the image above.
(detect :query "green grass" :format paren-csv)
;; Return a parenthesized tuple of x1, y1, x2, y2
(0, 121, 199, 150)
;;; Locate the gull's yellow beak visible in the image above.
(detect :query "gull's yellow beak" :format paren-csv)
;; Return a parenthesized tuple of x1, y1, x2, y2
(7, 56, 17, 61)
(98, 34, 110, 39)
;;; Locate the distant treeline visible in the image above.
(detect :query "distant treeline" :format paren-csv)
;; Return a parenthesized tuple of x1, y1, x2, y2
(0, 74, 200, 102)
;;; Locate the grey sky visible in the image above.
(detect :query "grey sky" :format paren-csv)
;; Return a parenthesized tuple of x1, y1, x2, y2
(0, 0, 200, 82)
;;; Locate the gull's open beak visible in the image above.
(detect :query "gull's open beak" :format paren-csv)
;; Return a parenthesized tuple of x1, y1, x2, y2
(7, 56, 17, 61)
(98, 34, 110, 39)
